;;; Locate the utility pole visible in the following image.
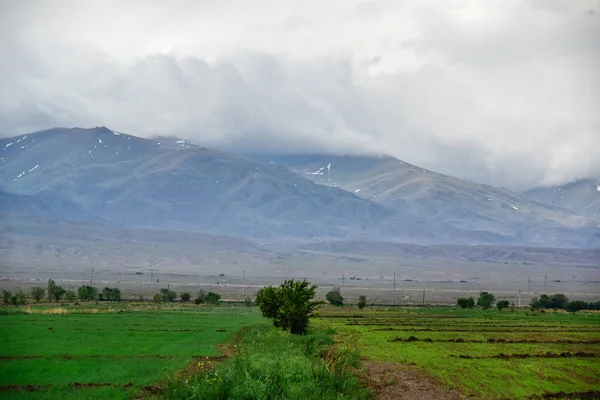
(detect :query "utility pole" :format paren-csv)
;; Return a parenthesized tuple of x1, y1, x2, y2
(528, 276, 531, 292)
(149, 268, 157, 283)
(91, 268, 94, 283)
(544, 276, 547, 288)
(518, 289, 522, 308)
(342, 273, 345, 287)
(393, 273, 396, 291)
(243, 270, 245, 281)
(422, 290, 425, 305)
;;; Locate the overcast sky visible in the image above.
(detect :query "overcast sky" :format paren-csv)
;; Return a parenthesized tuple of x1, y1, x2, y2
(0, 0, 598, 189)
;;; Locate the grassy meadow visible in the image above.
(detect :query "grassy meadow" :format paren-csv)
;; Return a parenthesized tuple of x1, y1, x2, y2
(316, 306, 600, 399)
(0, 304, 260, 399)
(2, 302, 600, 399)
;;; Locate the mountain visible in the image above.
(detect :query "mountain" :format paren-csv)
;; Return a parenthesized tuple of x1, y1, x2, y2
(1, 128, 598, 247)
(0, 127, 433, 241)
(249, 154, 599, 247)
(525, 179, 600, 218)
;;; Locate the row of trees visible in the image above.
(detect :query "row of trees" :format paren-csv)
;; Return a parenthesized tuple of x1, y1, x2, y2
(2, 282, 122, 304)
(152, 289, 221, 304)
(530, 294, 600, 312)
(456, 292, 504, 310)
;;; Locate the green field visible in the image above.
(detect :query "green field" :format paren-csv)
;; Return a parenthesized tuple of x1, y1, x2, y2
(0, 304, 260, 399)
(316, 306, 600, 399)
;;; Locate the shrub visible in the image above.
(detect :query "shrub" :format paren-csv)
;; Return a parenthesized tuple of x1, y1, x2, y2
(326, 288, 344, 306)
(153, 293, 162, 303)
(77, 285, 98, 301)
(204, 292, 221, 304)
(31, 287, 45, 303)
(180, 292, 191, 302)
(244, 296, 254, 307)
(477, 292, 495, 309)
(357, 295, 366, 309)
(496, 300, 510, 310)
(256, 279, 323, 335)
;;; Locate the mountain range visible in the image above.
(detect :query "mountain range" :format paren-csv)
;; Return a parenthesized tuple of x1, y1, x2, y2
(1, 127, 598, 248)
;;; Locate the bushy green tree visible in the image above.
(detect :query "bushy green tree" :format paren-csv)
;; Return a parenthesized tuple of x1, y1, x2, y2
(204, 292, 221, 304)
(256, 279, 323, 335)
(77, 285, 98, 301)
(64, 290, 76, 301)
(496, 300, 510, 310)
(47, 279, 56, 301)
(50, 285, 66, 301)
(531, 294, 569, 310)
(566, 300, 588, 312)
(31, 287, 45, 303)
(457, 297, 475, 309)
(325, 288, 344, 306)
(477, 292, 495, 309)
(180, 292, 191, 302)
(2, 290, 11, 304)
(357, 295, 367, 309)
(101, 287, 121, 301)
(158, 288, 177, 302)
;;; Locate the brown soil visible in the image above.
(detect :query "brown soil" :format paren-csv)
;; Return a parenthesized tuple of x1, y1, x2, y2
(388, 337, 600, 344)
(455, 352, 596, 360)
(68, 382, 133, 389)
(529, 390, 600, 399)
(358, 359, 463, 400)
(0, 384, 50, 392)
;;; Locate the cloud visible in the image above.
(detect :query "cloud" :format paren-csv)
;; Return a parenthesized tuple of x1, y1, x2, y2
(0, 0, 598, 190)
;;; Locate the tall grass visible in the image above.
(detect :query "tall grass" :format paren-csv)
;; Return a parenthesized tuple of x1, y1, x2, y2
(162, 325, 370, 400)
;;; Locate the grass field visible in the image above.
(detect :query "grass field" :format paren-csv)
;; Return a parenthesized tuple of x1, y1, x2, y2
(316, 306, 600, 399)
(0, 304, 260, 399)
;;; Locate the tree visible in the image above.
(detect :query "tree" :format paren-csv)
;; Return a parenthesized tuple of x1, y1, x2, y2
(357, 295, 367, 310)
(64, 290, 76, 301)
(158, 288, 177, 302)
(180, 292, 191, 302)
(256, 279, 323, 335)
(50, 285, 66, 301)
(530, 296, 541, 311)
(101, 287, 121, 301)
(477, 292, 495, 309)
(325, 288, 344, 306)
(457, 297, 475, 309)
(31, 287, 45, 303)
(566, 300, 588, 312)
(2, 290, 11, 304)
(47, 279, 56, 302)
(204, 292, 221, 304)
(194, 290, 206, 304)
(244, 296, 254, 307)
(11, 290, 26, 305)
(531, 294, 569, 310)
(77, 285, 98, 301)
(547, 294, 569, 309)
(496, 300, 510, 311)
(153, 293, 162, 303)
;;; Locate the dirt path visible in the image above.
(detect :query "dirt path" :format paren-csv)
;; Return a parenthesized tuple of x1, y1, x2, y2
(359, 359, 464, 400)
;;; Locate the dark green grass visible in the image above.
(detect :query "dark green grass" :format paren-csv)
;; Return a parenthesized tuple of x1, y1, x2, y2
(0, 305, 260, 399)
(161, 324, 370, 400)
(318, 306, 600, 399)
